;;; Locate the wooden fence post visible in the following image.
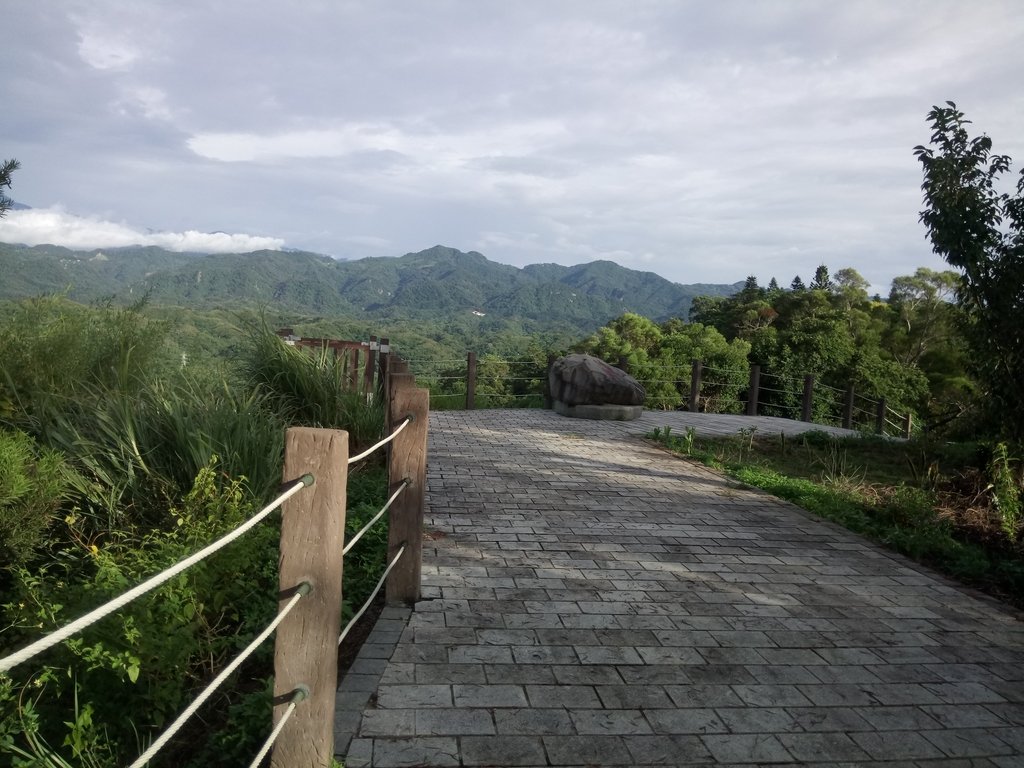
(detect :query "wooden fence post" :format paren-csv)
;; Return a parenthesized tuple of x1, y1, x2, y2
(543, 354, 556, 409)
(688, 359, 702, 413)
(875, 397, 887, 435)
(466, 351, 477, 411)
(902, 411, 913, 439)
(801, 375, 814, 422)
(363, 335, 378, 396)
(387, 374, 429, 603)
(843, 384, 855, 430)
(377, 337, 390, 402)
(272, 428, 348, 768)
(746, 364, 760, 416)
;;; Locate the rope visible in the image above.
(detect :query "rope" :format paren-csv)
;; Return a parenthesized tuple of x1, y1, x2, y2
(0, 477, 313, 675)
(128, 587, 308, 768)
(348, 417, 411, 465)
(338, 546, 405, 646)
(342, 481, 409, 556)
(246, 686, 308, 768)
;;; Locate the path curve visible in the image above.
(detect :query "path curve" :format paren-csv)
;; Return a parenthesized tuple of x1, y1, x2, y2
(339, 409, 1023, 767)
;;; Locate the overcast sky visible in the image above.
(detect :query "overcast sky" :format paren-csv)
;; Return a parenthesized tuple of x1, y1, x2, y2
(2, 1, 1022, 290)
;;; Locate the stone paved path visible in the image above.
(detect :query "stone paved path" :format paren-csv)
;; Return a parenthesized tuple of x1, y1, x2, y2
(340, 409, 1024, 767)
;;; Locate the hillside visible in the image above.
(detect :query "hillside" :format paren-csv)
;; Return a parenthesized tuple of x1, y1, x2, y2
(0, 242, 741, 335)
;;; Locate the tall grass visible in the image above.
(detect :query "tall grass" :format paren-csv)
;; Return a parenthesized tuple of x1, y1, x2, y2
(239, 322, 384, 450)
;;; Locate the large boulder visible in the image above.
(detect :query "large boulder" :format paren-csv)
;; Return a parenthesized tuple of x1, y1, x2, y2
(549, 354, 645, 420)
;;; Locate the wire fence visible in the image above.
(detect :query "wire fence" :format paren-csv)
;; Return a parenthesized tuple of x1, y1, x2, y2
(0, 411, 418, 767)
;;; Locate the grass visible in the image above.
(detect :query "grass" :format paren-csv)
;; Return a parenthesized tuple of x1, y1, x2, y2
(650, 427, 1024, 609)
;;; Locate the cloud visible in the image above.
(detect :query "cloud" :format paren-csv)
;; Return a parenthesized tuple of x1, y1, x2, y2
(0, 208, 284, 253)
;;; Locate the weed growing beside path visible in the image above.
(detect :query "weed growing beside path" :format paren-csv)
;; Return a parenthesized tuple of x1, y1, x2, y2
(650, 427, 1024, 610)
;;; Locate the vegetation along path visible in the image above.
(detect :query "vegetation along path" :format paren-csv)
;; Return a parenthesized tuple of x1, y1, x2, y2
(338, 409, 1024, 767)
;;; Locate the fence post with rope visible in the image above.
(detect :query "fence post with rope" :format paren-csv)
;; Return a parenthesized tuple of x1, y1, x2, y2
(746, 364, 760, 416)
(272, 427, 348, 768)
(386, 371, 429, 603)
(466, 351, 477, 410)
(689, 359, 702, 413)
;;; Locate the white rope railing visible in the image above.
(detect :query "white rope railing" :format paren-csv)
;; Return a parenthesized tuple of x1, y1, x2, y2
(347, 416, 412, 465)
(128, 586, 308, 768)
(343, 481, 409, 556)
(338, 546, 405, 646)
(246, 686, 308, 768)
(0, 476, 313, 674)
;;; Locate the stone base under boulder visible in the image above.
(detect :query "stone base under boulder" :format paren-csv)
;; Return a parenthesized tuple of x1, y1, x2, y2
(553, 400, 643, 421)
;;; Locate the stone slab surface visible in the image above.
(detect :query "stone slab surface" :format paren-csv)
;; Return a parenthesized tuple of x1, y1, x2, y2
(340, 409, 1024, 767)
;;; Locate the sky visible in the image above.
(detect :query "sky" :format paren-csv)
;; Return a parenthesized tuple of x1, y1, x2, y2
(2, 1, 1022, 291)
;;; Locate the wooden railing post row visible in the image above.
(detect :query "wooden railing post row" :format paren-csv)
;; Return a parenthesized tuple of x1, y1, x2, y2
(466, 351, 477, 410)
(349, 347, 361, 392)
(746, 364, 760, 416)
(689, 359, 702, 413)
(386, 372, 429, 603)
(272, 428, 348, 768)
(801, 375, 814, 423)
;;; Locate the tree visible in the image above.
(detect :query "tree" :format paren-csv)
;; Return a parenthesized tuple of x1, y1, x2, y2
(0, 158, 19, 217)
(810, 264, 832, 291)
(914, 102, 1024, 438)
(790, 275, 805, 291)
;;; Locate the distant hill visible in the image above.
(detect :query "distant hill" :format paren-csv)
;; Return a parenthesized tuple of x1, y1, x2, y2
(0, 242, 741, 333)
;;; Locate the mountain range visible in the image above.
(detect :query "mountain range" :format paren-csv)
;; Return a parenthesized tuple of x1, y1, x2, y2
(0, 242, 741, 333)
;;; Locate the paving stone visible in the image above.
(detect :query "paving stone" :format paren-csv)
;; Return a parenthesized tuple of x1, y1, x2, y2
(570, 708, 652, 735)
(595, 684, 673, 708)
(623, 734, 715, 764)
(452, 684, 527, 708)
(522, 684, 599, 709)
(543, 735, 634, 765)
(459, 735, 546, 766)
(849, 730, 947, 760)
(494, 708, 575, 735)
(376, 684, 452, 709)
(778, 732, 871, 761)
(700, 733, 793, 763)
(370, 737, 460, 767)
(415, 709, 495, 736)
(922, 728, 1018, 758)
(645, 708, 728, 734)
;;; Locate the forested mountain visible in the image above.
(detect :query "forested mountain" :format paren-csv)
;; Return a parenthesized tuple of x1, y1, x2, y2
(0, 242, 740, 333)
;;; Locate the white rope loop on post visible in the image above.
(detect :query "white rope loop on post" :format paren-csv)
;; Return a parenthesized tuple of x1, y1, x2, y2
(0, 476, 313, 675)
(347, 416, 412, 466)
(338, 545, 406, 646)
(128, 585, 309, 768)
(246, 685, 308, 768)
(342, 480, 410, 556)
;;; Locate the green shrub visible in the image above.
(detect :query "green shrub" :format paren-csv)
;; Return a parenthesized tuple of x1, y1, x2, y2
(0, 429, 78, 567)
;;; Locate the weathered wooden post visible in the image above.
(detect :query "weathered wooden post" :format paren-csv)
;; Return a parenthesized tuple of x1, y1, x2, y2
(272, 428, 348, 768)
(688, 359, 702, 413)
(746, 364, 760, 416)
(363, 335, 378, 396)
(875, 397, 887, 435)
(902, 411, 913, 439)
(843, 384, 855, 430)
(386, 374, 429, 603)
(543, 353, 556, 409)
(377, 337, 390, 402)
(801, 375, 814, 422)
(466, 351, 477, 411)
